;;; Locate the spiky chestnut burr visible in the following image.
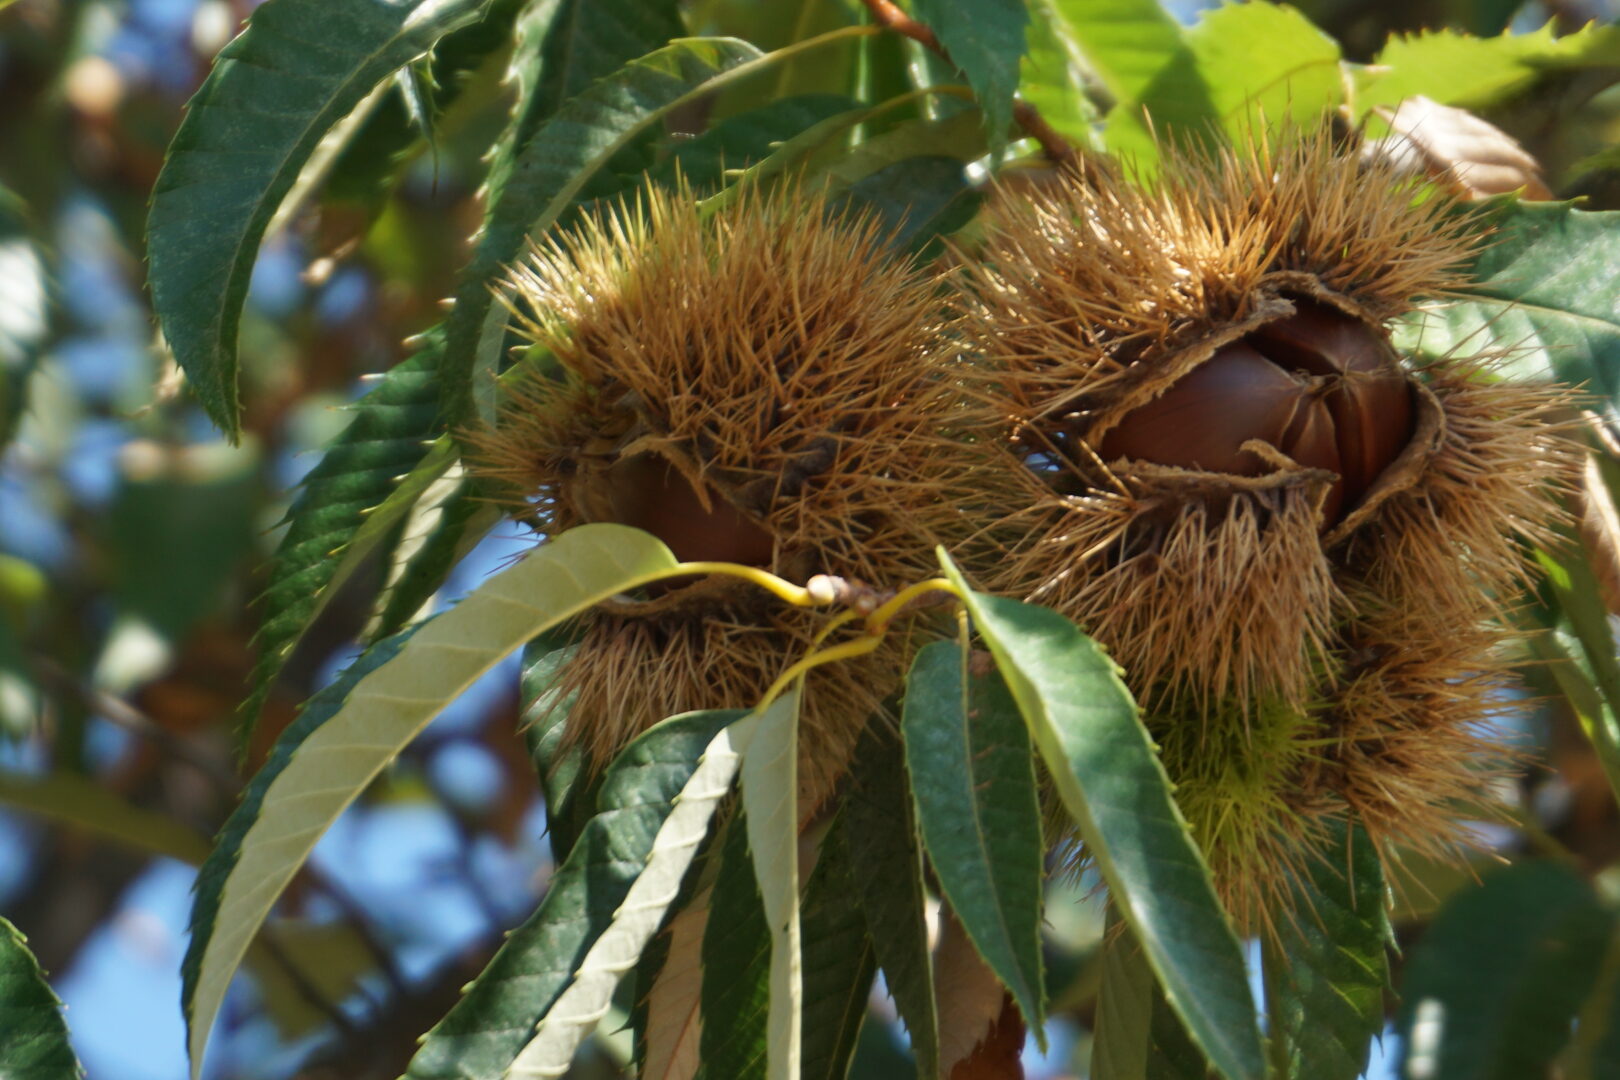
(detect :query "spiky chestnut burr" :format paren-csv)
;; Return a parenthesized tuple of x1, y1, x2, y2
(465, 181, 978, 808)
(952, 132, 1575, 930)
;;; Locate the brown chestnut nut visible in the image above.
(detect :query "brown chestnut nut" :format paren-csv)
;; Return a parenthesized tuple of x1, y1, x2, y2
(1098, 343, 1328, 477)
(1248, 300, 1414, 507)
(606, 453, 776, 565)
(1099, 300, 1415, 525)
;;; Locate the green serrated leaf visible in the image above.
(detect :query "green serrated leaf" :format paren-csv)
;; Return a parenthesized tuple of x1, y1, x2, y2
(740, 681, 803, 1080)
(527, 0, 685, 133)
(837, 156, 982, 256)
(1046, 0, 1188, 106)
(1103, 1, 1341, 167)
(1398, 861, 1614, 1080)
(324, 0, 526, 204)
(244, 342, 445, 736)
(508, 699, 772, 1078)
(697, 811, 770, 1080)
(1020, 0, 1101, 150)
(520, 633, 590, 863)
(1394, 201, 1620, 405)
(147, 0, 486, 435)
(420, 705, 743, 1079)
(844, 726, 939, 1079)
(184, 524, 683, 1077)
(938, 550, 1264, 1080)
(1264, 822, 1391, 1080)
(800, 815, 878, 1080)
(1357, 20, 1620, 114)
(0, 917, 82, 1080)
(902, 638, 1045, 1041)
(912, 0, 1027, 151)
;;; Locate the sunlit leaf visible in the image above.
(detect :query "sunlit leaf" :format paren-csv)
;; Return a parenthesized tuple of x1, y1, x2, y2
(1398, 861, 1613, 1080)
(1264, 822, 1391, 1080)
(1103, 2, 1341, 166)
(0, 917, 81, 1080)
(184, 524, 683, 1078)
(1021, 0, 1102, 149)
(939, 551, 1264, 1080)
(1393, 201, 1620, 406)
(740, 682, 803, 1080)
(911, 0, 1027, 151)
(506, 694, 793, 1078)
(1357, 20, 1620, 114)
(147, 0, 485, 435)
(902, 638, 1045, 1039)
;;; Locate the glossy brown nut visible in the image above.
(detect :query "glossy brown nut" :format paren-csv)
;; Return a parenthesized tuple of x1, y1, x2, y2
(1278, 388, 1346, 524)
(607, 453, 776, 566)
(1098, 342, 1319, 476)
(1248, 299, 1395, 378)
(1249, 299, 1414, 508)
(1325, 372, 1414, 506)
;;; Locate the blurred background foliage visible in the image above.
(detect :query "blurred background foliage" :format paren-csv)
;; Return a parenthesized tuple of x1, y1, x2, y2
(6, 1, 1620, 1078)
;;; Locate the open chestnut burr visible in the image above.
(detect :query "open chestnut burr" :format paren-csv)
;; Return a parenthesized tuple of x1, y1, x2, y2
(1097, 299, 1415, 527)
(948, 134, 1574, 935)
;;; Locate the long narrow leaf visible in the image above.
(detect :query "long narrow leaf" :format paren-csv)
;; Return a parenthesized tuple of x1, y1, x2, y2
(505, 693, 798, 1078)
(0, 772, 212, 866)
(1393, 201, 1620, 404)
(740, 683, 803, 1080)
(843, 727, 938, 1078)
(1091, 909, 1207, 1080)
(902, 638, 1045, 1040)
(800, 815, 878, 1080)
(244, 342, 445, 732)
(938, 550, 1264, 1080)
(184, 524, 682, 1077)
(147, 0, 485, 435)
(0, 918, 81, 1080)
(697, 811, 770, 1080)
(412, 706, 742, 1080)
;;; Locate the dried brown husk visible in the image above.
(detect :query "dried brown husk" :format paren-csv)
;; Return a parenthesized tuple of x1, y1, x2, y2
(466, 180, 978, 808)
(949, 130, 1575, 927)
